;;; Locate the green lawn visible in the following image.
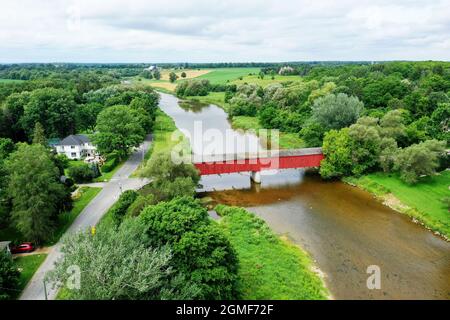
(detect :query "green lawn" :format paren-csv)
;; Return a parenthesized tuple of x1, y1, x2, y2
(216, 205, 328, 300)
(197, 68, 261, 84)
(13, 254, 47, 299)
(345, 171, 450, 238)
(47, 187, 102, 245)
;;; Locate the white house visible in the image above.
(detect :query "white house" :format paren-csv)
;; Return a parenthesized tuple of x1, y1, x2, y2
(55, 134, 96, 160)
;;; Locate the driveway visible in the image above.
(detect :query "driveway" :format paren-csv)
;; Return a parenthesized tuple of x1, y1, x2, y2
(19, 135, 152, 300)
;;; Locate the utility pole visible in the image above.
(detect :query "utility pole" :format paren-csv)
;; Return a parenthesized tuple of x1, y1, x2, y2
(43, 279, 48, 300)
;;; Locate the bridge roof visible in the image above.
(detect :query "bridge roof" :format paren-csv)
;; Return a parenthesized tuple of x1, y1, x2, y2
(192, 147, 322, 163)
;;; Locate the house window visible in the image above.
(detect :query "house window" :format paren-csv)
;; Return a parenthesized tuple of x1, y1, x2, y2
(71, 145, 75, 149)
(71, 152, 77, 157)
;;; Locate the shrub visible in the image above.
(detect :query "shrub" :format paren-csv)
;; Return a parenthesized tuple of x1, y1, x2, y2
(0, 249, 20, 300)
(139, 197, 239, 300)
(67, 163, 96, 183)
(175, 80, 211, 97)
(110, 190, 138, 226)
(393, 139, 446, 184)
(126, 194, 156, 217)
(48, 219, 200, 300)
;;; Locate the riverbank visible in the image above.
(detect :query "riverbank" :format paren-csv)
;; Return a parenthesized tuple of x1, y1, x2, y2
(183, 93, 305, 149)
(134, 108, 190, 176)
(344, 171, 450, 240)
(215, 205, 329, 300)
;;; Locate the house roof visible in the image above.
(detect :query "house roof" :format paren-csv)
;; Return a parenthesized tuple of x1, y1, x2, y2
(59, 134, 90, 146)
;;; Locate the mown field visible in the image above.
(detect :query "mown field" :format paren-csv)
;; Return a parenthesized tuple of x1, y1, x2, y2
(345, 170, 450, 238)
(196, 68, 260, 84)
(134, 67, 262, 91)
(216, 205, 328, 300)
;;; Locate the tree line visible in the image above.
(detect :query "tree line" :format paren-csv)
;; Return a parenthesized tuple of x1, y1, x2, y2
(178, 61, 449, 184)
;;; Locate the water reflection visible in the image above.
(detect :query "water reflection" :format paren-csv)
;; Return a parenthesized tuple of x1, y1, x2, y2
(159, 93, 264, 155)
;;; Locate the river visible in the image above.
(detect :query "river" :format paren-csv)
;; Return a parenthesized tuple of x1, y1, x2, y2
(158, 92, 450, 300)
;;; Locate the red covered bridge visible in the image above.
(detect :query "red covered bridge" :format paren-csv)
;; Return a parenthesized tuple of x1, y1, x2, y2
(193, 148, 324, 183)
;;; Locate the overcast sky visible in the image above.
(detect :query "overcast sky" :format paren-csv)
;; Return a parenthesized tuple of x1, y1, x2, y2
(0, 0, 449, 63)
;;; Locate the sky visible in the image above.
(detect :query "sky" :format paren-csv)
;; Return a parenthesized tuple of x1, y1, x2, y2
(0, 0, 449, 63)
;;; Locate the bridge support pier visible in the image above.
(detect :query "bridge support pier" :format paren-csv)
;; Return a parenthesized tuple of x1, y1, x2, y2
(250, 171, 261, 184)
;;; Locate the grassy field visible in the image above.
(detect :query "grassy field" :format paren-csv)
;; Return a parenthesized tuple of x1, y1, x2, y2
(13, 254, 47, 299)
(196, 68, 261, 84)
(231, 74, 302, 87)
(216, 205, 328, 300)
(130, 68, 213, 92)
(159, 68, 211, 81)
(345, 171, 450, 238)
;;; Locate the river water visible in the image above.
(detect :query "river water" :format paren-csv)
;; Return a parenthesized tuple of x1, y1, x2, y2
(159, 93, 450, 300)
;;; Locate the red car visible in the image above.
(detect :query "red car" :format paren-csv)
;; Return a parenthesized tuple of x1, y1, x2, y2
(10, 242, 34, 254)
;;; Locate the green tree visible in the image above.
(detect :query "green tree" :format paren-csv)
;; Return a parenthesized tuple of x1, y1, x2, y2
(379, 109, 406, 140)
(393, 140, 446, 184)
(0, 250, 20, 300)
(311, 93, 364, 130)
(429, 103, 450, 143)
(139, 197, 238, 299)
(2, 92, 30, 141)
(32, 122, 46, 146)
(169, 72, 177, 83)
(140, 70, 153, 79)
(67, 163, 96, 183)
(348, 119, 382, 175)
(0, 138, 15, 160)
(300, 121, 326, 147)
(75, 102, 104, 132)
(141, 152, 200, 184)
(6, 144, 66, 243)
(180, 72, 187, 78)
(48, 219, 199, 300)
(319, 129, 353, 179)
(20, 88, 76, 139)
(93, 105, 146, 159)
(378, 138, 398, 173)
(141, 153, 199, 201)
(110, 190, 138, 226)
(153, 69, 161, 80)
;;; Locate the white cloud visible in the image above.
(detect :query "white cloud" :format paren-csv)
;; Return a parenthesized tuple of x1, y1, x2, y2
(0, 0, 449, 62)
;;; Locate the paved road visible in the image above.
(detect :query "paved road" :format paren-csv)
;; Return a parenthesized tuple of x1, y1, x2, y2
(19, 135, 152, 300)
